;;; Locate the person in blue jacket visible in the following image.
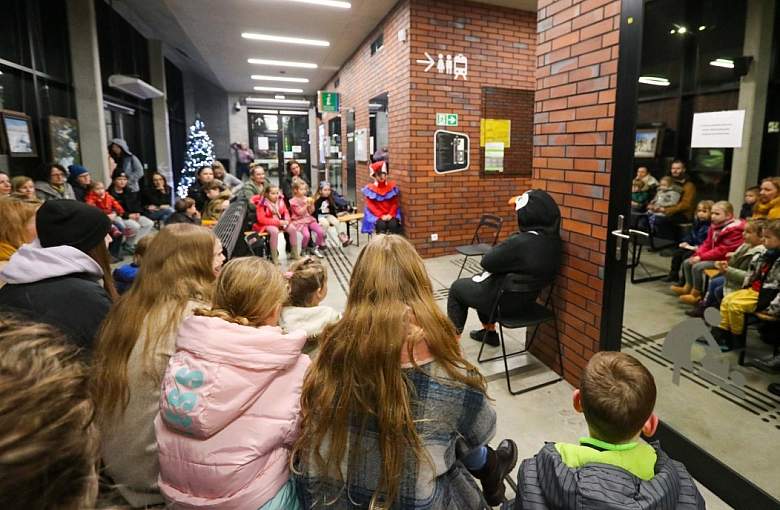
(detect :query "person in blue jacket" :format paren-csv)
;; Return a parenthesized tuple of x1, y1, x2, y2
(664, 200, 712, 283)
(113, 233, 155, 294)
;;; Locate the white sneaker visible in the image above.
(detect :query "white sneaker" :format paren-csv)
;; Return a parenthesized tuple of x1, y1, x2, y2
(313, 247, 325, 259)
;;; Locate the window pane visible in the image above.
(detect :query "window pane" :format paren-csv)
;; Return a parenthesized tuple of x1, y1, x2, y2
(0, 0, 31, 67)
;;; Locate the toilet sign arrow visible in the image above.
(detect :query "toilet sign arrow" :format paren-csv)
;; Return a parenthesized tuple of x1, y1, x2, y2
(416, 52, 436, 72)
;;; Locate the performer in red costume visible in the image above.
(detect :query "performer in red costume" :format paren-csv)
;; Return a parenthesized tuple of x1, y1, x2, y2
(361, 161, 402, 234)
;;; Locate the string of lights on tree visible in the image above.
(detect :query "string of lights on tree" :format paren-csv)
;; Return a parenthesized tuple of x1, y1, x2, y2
(177, 118, 215, 198)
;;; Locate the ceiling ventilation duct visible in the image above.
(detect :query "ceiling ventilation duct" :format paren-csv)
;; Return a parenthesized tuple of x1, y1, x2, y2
(108, 75, 164, 100)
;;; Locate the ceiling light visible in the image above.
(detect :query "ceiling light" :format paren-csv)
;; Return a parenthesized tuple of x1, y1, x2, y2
(638, 76, 670, 86)
(246, 97, 311, 105)
(698, 25, 706, 31)
(676, 26, 687, 34)
(254, 86, 304, 93)
(248, 58, 317, 69)
(288, 0, 351, 8)
(275, 95, 286, 99)
(241, 32, 329, 47)
(710, 58, 735, 69)
(251, 74, 309, 83)
(279, 110, 309, 115)
(670, 29, 676, 34)
(248, 109, 280, 114)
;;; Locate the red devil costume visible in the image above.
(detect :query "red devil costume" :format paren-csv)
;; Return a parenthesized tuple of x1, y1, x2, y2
(361, 161, 402, 234)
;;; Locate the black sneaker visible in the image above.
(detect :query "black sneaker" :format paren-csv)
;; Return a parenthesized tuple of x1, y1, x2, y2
(482, 439, 518, 506)
(469, 329, 500, 347)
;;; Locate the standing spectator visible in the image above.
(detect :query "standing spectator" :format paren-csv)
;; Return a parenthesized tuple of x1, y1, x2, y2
(212, 160, 243, 195)
(67, 164, 92, 202)
(0, 316, 100, 510)
(361, 160, 402, 235)
(35, 163, 76, 202)
(231, 142, 255, 181)
(651, 160, 697, 240)
(0, 171, 10, 197)
(752, 177, 780, 220)
(281, 160, 309, 206)
(109, 138, 145, 193)
(94, 224, 222, 508)
(109, 169, 155, 253)
(0, 197, 38, 274)
(10, 176, 37, 202)
(142, 172, 174, 223)
(0, 200, 115, 352)
(187, 165, 215, 212)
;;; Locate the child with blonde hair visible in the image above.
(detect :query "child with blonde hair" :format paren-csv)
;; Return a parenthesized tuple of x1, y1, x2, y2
(294, 235, 517, 508)
(280, 257, 341, 350)
(252, 184, 297, 263)
(289, 179, 326, 258)
(156, 257, 310, 509)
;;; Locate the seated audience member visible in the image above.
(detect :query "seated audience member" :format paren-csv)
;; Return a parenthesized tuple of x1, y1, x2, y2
(635, 165, 658, 190)
(0, 197, 38, 274)
(280, 257, 341, 350)
(252, 185, 296, 264)
(0, 315, 99, 510)
(314, 181, 352, 246)
(112, 233, 156, 294)
(86, 180, 124, 218)
(631, 178, 652, 212)
(187, 165, 215, 212)
(35, 163, 76, 202)
(212, 160, 243, 195)
(688, 219, 766, 317)
(109, 169, 155, 252)
(712, 219, 780, 350)
(281, 159, 309, 207)
(295, 235, 518, 508)
(290, 179, 326, 258)
(361, 160, 402, 235)
(94, 224, 222, 507)
(650, 160, 697, 240)
(0, 171, 9, 197)
(166, 198, 201, 225)
(10, 176, 37, 202)
(752, 177, 780, 220)
(646, 176, 682, 230)
(142, 172, 174, 223)
(741, 186, 760, 219)
(672, 201, 744, 305)
(0, 200, 115, 352)
(200, 179, 226, 213)
(512, 351, 704, 509)
(665, 200, 712, 283)
(67, 164, 92, 202)
(156, 257, 307, 509)
(240, 163, 270, 208)
(202, 192, 230, 222)
(448, 190, 561, 347)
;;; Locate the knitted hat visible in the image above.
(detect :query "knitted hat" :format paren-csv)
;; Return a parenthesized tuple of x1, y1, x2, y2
(68, 165, 90, 178)
(36, 200, 111, 253)
(112, 168, 128, 181)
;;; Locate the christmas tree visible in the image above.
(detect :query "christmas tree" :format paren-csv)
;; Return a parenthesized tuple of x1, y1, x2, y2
(178, 118, 215, 198)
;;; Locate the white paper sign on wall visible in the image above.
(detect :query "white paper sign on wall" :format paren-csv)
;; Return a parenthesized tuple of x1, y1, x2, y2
(416, 52, 468, 80)
(691, 110, 746, 148)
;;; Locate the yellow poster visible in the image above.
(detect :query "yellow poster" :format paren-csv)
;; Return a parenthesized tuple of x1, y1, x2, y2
(480, 119, 511, 148)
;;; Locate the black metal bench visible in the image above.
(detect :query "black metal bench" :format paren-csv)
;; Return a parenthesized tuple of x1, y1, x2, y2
(213, 199, 248, 260)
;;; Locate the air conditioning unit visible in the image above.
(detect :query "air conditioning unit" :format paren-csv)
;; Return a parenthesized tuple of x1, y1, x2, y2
(108, 74, 164, 100)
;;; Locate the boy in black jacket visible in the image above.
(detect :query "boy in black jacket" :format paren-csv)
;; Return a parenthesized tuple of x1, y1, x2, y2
(447, 189, 561, 346)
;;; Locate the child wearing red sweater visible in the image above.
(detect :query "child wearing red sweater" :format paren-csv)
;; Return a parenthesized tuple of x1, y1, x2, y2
(85, 181, 124, 217)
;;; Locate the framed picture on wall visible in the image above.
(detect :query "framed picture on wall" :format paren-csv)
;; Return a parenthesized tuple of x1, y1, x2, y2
(47, 116, 82, 167)
(0, 110, 37, 157)
(634, 128, 662, 158)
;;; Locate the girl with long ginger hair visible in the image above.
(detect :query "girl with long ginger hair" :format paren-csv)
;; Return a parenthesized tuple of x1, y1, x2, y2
(294, 235, 517, 509)
(93, 224, 225, 507)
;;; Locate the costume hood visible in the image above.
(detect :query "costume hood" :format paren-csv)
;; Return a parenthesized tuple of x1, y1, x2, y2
(514, 189, 561, 237)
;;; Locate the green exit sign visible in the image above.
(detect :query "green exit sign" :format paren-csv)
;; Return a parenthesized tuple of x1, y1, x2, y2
(436, 112, 458, 126)
(318, 91, 340, 112)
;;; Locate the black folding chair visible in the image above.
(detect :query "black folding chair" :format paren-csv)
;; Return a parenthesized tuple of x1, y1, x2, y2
(213, 199, 247, 261)
(455, 214, 503, 279)
(477, 274, 564, 395)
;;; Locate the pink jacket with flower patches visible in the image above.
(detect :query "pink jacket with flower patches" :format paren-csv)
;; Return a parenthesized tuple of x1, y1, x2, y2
(155, 315, 310, 510)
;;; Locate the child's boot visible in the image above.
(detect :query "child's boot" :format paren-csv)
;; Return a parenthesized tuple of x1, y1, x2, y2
(270, 249, 279, 265)
(671, 283, 691, 295)
(289, 244, 300, 260)
(468, 439, 518, 506)
(679, 289, 702, 305)
(339, 232, 353, 247)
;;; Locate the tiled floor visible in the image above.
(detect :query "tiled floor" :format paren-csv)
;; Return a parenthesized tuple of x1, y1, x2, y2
(310, 234, 736, 509)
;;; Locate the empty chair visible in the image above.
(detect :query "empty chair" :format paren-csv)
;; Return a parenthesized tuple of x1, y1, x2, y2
(455, 214, 503, 278)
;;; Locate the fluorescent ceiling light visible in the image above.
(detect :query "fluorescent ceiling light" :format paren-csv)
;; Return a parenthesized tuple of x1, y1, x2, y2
(288, 0, 351, 8)
(248, 109, 280, 114)
(676, 26, 687, 34)
(698, 25, 706, 31)
(246, 97, 310, 105)
(709, 58, 735, 69)
(241, 32, 329, 47)
(638, 76, 670, 86)
(279, 110, 309, 115)
(248, 58, 317, 69)
(254, 86, 304, 93)
(251, 74, 309, 83)
(275, 95, 286, 99)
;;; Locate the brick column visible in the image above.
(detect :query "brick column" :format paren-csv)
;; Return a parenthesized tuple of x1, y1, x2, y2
(532, 0, 621, 382)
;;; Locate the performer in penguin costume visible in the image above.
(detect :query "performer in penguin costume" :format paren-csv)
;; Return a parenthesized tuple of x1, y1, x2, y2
(447, 189, 562, 346)
(361, 160, 402, 235)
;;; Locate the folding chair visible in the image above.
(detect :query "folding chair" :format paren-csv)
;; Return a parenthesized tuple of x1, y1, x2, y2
(476, 274, 564, 395)
(455, 214, 503, 279)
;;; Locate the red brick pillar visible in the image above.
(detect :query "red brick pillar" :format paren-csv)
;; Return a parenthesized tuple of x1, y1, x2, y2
(532, 0, 622, 382)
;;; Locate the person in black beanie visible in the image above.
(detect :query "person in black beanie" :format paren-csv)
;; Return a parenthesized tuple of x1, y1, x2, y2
(0, 200, 116, 353)
(447, 189, 562, 346)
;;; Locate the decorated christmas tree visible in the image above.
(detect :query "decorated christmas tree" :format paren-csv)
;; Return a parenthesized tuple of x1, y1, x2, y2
(178, 118, 215, 198)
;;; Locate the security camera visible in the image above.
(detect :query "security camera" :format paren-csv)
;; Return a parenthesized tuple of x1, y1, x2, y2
(234, 101, 242, 112)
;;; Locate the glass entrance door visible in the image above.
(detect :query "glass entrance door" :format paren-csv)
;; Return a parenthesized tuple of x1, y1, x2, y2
(249, 110, 310, 184)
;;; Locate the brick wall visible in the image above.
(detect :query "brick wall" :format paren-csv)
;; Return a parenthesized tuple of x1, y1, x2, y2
(531, 0, 621, 383)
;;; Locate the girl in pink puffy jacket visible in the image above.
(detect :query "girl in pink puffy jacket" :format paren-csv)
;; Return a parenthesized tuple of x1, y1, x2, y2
(155, 257, 310, 510)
